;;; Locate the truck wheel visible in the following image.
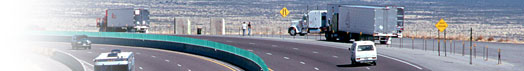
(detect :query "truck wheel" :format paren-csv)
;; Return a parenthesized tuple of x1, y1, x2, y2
(325, 33, 332, 41)
(351, 59, 357, 65)
(288, 28, 296, 36)
(380, 41, 387, 44)
(371, 61, 377, 66)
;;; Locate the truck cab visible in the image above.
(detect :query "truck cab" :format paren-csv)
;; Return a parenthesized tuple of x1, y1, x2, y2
(288, 10, 327, 36)
(349, 41, 377, 65)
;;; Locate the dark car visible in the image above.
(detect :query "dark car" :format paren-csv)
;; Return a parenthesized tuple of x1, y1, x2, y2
(71, 35, 92, 49)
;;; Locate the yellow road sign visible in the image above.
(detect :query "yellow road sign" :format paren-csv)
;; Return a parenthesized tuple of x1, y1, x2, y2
(280, 7, 290, 18)
(435, 18, 448, 32)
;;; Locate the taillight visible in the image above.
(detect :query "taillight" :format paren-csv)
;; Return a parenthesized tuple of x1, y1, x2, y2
(372, 57, 377, 59)
(356, 58, 361, 60)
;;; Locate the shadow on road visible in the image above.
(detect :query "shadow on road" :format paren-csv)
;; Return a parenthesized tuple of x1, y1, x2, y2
(336, 64, 374, 67)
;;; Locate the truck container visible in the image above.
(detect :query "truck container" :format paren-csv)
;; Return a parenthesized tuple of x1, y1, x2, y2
(97, 8, 150, 33)
(324, 4, 404, 44)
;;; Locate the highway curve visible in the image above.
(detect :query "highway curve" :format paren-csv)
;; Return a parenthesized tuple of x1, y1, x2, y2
(35, 42, 240, 71)
(178, 35, 429, 71)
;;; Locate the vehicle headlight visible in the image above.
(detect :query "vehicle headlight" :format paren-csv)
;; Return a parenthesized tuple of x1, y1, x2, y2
(86, 40, 91, 44)
(77, 42, 82, 44)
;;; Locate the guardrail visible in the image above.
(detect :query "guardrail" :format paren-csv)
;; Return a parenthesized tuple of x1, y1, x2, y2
(34, 31, 269, 71)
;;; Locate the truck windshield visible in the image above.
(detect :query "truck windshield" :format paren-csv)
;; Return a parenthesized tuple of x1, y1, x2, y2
(357, 45, 374, 51)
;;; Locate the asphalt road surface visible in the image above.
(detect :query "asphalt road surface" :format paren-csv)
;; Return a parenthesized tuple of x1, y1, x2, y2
(35, 42, 240, 71)
(178, 35, 428, 71)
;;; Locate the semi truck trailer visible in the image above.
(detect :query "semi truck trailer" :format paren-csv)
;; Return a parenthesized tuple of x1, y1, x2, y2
(324, 4, 404, 44)
(96, 8, 150, 33)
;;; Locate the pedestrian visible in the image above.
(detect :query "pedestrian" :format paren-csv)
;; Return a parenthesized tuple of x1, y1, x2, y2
(242, 22, 247, 36)
(248, 22, 252, 36)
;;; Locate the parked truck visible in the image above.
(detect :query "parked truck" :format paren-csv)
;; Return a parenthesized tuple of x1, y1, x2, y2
(288, 10, 328, 36)
(324, 4, 405, 44)
(96, 8, 150, 33)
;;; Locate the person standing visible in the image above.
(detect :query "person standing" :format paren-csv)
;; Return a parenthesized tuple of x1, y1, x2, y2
(242, 22, 247, 36)
(248, 22, 252, 36)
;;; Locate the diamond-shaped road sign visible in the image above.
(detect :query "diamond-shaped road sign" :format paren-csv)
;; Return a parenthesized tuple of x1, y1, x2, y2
(280, 7, 289, 18)
(435, 18, 448, 32)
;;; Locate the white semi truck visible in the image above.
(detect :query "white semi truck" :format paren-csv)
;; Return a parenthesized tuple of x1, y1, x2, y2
(324, 4, 405, 44)
(97, 8, 150, 33)
(94, 49, 135, 71)
(288, 10, 328, 36)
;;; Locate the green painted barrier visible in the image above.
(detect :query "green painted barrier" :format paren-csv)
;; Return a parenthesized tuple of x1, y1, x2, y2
(34, 31, 269, 71)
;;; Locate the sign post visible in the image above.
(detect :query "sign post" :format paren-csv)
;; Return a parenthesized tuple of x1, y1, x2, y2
(435, 18, 448, 56)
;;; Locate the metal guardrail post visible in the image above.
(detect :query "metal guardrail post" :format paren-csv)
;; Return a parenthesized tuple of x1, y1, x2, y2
(463, 41, 465, 56)
(498, 48, 501, 64)
(474, 43, 477, 58)
(412, 37, 414, 50)
(485, 46, 490, 61)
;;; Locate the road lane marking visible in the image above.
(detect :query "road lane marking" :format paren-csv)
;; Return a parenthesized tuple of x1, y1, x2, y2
(312, 51, 318, 54)
(272, 45, 278, 47)
(136, 52, 141, 54)
(151, 55, 156, 58)
(293, 48, 299, 50)
(54, 49, 92, 71)
(177, 64, 182, 67)
(283, 57, 290, 59)
(266, 53, 272, 55)
(366, 67, 370, 70)
(378, 54, 423, 70)
(165, 60, 170, 62)
(247, 49, 253, 52)
(188, 69, 191, 71)
(332, 56, 338, 58)
(300, 61, 306, 64)
(139, 67, 143, 70)
(87, 52, 92, 54)
(87, 44, 240, 71)
(314, 67, 319, 70)
(226, 40, 233, 42)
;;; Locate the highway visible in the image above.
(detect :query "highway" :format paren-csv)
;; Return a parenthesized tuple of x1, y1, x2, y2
(178, 35, 428, 71)
(35, 42, 240, 71)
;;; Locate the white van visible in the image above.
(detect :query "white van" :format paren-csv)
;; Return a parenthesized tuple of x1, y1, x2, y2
(350, 41, 377, 65)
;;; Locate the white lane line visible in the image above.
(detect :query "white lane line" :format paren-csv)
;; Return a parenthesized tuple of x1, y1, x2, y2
(136, 52, 141, 54)
(300, 61, 306, 64)
(366, 67, 370, 70)
(332, 56, 339, 58)
(165, 60, 170, 62)
(249, 43, 255, 45)
(283, 57, 290, 60)
(247, 49, 253, 52)
(188, 69, 191, 71)
(266, 53, 272, 55)
(314, 67, 319, 70)
(312, 51, 319, 54)
(271, 45, 278, 47)
(151, 55, 156, 58)
(139, 67, 143, 70)
(293, 48, 299, 50)
(378, 54, 423, 70)
(87, 52, 92, 54)
(177, 64, 182, 67)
